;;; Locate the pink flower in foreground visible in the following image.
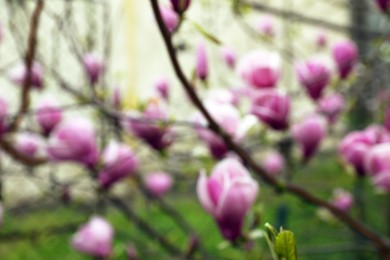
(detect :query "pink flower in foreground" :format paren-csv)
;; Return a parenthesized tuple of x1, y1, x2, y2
(364, 125, 390, 144)
(237, 51, 281, 89)
(332, 40, 358, 79)
(251, 90, 290, 131)
(296, 57, 331, 101)
(82, 53, 105, 85)
(372, 171, 390, 192)
(160, 6, 179, 33)
(292, 115, 327, 162)
(47, 118, 99, 167)
(72, 216, 113, 258)
(317, 94, 345, 124)
(144, 172, 173, 197)
(339, 131, 374, 176)
(35, 100, 63, 136)
(197, 158, 259, 241)
(261, 151, 285, 176)
(98, 142, 138, 190)
(331, 188, 353, 212)
(364, 143, 390, 176)
(125, 99, 174, 151)
(9, 62, 44, 89)
(196, 42, 209, 81)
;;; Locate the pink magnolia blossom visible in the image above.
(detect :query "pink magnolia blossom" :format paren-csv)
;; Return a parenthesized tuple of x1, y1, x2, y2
(193, 102, 245, 159)
(15, 132, 44, 158)
(196, 42, 209, 81)
(144, 172, 173, 197)
(160, 6, 179, 33)
(47, 118, 99, 167)
(220, 46, 237, 69)
(364, 143, 390, 176)
(296, 57, 331, 101)
(111, 86, 122, 110)
(9, 62, 44, 89)
(251, 90, 290, 131)
(82, 53, 105, 85)
(317, 94, 345, 123)
(170, 0, 191, 14)
(331, 189, 353, 212)
(98, 142, 138, 189)
(256, 16, 275, 38)
(237, 51, 281, 89)
(0, 97, 8, 135)
(339, 131, 375, 176)
(364, 125, 390, 144)
(197, 158, 259, 241)
(292, 115, 327, 162)
(332, 40, 358, 79)
(261, 151, 285, 176)
(372, 170, 390, 192)
(375, 0, 390, 12)
(125, 100, 174, 151)
(154, 77, 170, 101)
(72, 216, 114, 258)
(35, 100, 63, 136)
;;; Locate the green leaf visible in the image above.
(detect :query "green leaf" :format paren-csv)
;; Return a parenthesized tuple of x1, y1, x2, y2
(190, 21, 222, 45)
(275, 230, 297, 260)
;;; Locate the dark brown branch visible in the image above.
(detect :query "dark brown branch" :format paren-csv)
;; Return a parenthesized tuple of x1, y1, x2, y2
(9, 0, 45, 132)
(149, 0, 390, 255)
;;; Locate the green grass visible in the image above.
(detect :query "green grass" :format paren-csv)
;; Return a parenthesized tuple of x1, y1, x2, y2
(0, 155, 386, 259)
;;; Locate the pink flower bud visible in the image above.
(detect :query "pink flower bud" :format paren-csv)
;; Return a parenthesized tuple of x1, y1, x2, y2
(375, 0, 390, 12)
(372, 170, 390, 192)
(98, 142, 138, 189)
(125, 100, 174, 151)
(251, 90, 290, 131)
(262, 151, 285, 176)
(256, 16, 275, 38)
(385, 107, 390, 132)
(197, 158, 259, 241)
(170, 0, 191, 15)
(35, 100, 63, 136)
(160, 6, 179, 33)
(72, 216, 114, 258)
(296, 58, 331, 101)
(317, 94, 345, 123)
(0, 97, 8, 135)
(144, 172, 173, 197)
(154, 77, 170, 101)
(220, 46, 237, 69)
(331, 188, 353, 212)
(316, 29, 327, 48)
(237, 51, 281, 89)
(339, 131, 374, 176)
(364, 143, 390, 176)
(47, 118, 99, 167)
(193, 102, 241, 159)
(15, 132, 44, 158)
(364, 125, 390, 144)
(332, 40, 358, 79)
(126, 244, 138, 260)
(82, 53, 105, 85)
(292, 115, 327, 162)
(9, 62, 44, 89)
(196, 42, 209, 81)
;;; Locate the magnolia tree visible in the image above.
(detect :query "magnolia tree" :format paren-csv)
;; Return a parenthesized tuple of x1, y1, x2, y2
(1, 0, 390, 259)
